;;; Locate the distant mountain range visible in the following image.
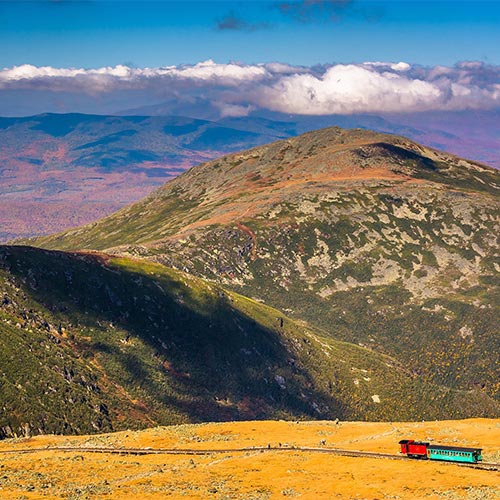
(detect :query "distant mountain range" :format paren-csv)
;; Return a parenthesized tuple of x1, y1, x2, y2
(0, 113, 282, 241)
(1, 111, 499, 241)
(118, 102, 500, 169)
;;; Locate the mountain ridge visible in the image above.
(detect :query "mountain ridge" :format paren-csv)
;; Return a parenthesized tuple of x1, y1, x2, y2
(24, 126, 499, 410)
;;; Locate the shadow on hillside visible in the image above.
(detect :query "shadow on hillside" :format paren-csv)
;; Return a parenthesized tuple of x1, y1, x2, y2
(0, 245, 345, 426)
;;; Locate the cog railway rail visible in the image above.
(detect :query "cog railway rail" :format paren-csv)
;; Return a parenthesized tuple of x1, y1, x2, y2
(1, 446, 498, 471)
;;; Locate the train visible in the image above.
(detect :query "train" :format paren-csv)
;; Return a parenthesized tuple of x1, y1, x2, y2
(399, 439, 482, 463)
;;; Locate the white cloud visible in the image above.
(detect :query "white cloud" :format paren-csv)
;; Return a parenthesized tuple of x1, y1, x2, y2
(363, 61, 411, 72)
(166, 60, 268, 83)
(2, 64, 87, 80)
(0, 60, 499, 115)
(257, 64, 443, 114)
(0, 61, 268, 92)
(214, 102, 255, 118)
(263, 62, 311, 74)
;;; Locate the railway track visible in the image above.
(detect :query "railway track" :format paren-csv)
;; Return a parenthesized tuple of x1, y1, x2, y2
(1, 445, 498, 471)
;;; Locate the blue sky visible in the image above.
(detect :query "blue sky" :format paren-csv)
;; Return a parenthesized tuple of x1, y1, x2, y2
(0, 1, 499, 117)
(1, 1, 500, 68)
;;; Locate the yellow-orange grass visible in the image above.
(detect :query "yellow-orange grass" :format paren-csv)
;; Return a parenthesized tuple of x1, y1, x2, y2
(0, 419, 498, 499)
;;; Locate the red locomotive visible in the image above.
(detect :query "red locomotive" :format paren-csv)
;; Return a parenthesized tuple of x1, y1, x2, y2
(399, 439, 429, 458)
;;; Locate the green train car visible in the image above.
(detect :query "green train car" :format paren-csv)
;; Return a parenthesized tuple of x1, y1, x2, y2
(427, 445, 482, 463)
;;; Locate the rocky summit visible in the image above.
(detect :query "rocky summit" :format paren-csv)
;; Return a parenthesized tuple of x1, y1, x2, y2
(7, 126, 500, 437)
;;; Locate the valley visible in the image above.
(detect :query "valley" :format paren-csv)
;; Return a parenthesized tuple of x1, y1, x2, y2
(3, 245, 496, 440)
(0, 114, 281, 241)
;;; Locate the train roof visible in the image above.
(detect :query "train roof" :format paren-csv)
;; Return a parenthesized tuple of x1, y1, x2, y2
(427, 444, 482, 453)
(398, 439, 429, 445)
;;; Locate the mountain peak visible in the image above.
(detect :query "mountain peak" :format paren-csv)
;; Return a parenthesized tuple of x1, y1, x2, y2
(28, 125, 498, 252)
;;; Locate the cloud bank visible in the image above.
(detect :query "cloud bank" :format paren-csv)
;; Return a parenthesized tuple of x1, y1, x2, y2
(1, 60, 499, 116)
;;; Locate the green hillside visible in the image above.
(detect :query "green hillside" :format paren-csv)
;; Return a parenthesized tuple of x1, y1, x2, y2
(2, 245, 498, 438)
